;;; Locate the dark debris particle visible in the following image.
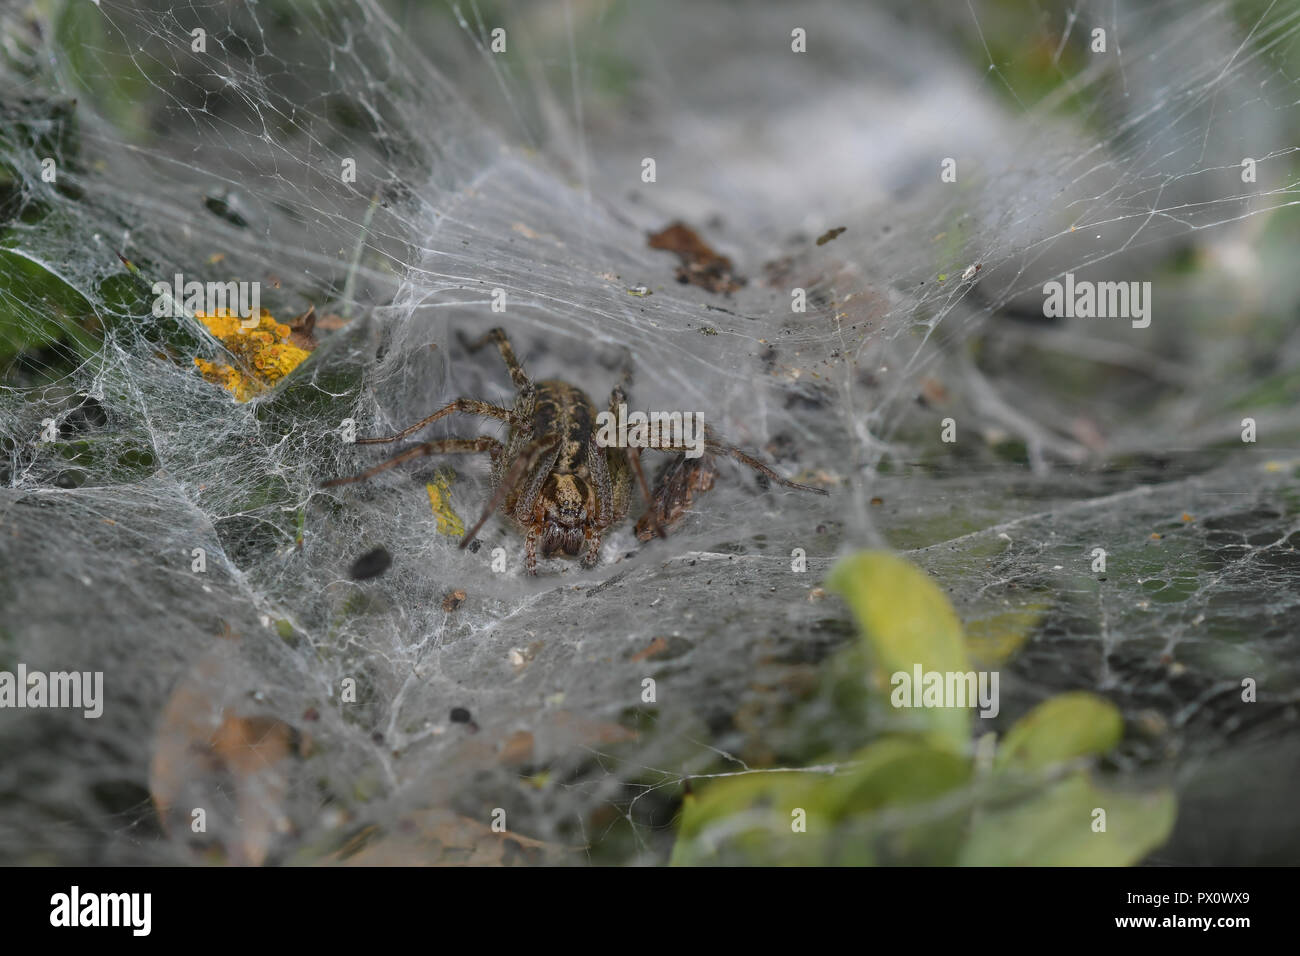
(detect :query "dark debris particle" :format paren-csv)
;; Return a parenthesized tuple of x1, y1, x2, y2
(442, 589, 467, 612)
(349, 546, 392, 580)
(586, 569, 630, 596)
(815, 226, 846, 246)
(468, 539, 482, 553)
(450, 707, 472, 723)
(371, 731, 384, 744)
(203, 191, 251, 228)
(647, 220, 744, 294)
(286, 304, 318, 351)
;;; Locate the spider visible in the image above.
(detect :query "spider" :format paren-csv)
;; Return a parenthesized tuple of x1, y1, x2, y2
(322, 327, 828, 574)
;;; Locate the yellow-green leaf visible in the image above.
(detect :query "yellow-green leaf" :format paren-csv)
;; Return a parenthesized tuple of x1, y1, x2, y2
(670, 772, 827, 866)
(827, 551, 971, 751)
(996, 692, 1124, 771)
(822, 737, 971, 818)
(671, 738, 971, 866)
(959, 772, 1175, 866)
(964, 605, 1045, 665)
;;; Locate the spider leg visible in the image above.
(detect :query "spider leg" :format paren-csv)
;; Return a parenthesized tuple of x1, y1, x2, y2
(626, 446, 666, 539)
(459, 433, 562, 550)
(580, 528, 602, 569)
(512, 440, 563, 523)
(700, 437, 828, 495)
(605, 372, 664, 539)
(586, 423, 613, 526)
(646, 428, 828, 495)
(613, 349, 634, 397)
(458, 326, 532, 392)
(524, 526, 540, 575)
(321, 436, 502, 488)
(355, 397, 512, 445)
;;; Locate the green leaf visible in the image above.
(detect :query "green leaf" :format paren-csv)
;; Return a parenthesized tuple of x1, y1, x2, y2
(822, 737, 971, 818)
(670, 772, 826, 866)
(996, 692, 1124, 771)
(0, 249, 100, 369)
(827, 551, 972, 751)
(821, 737, 973, 865)
(671, 738, 972, 866)
(959, 772, 1176, 866)
(964, 604, 1046, 665)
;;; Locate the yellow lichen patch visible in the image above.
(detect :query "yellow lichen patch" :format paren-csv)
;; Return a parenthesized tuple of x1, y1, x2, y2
(191, 358, 248, 399)
(192, 308, 311, 402)
(426, 471, 466, 537)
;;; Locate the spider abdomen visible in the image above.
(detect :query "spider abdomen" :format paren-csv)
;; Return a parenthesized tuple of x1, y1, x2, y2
(526, 380, 596, 475)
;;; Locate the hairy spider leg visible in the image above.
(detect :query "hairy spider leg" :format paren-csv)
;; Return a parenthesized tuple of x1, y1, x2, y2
(358, 326, 535, 446)
(321, 437, 502, 488)
(648, 428, 829, 495)
(583, 421, 613, 569)
(354, 397, 513, 445)
(458, 326, 533, 392)
(625, 447, 665, 538)
(608, 366, 666, 541)
(510, 437, 563, 526)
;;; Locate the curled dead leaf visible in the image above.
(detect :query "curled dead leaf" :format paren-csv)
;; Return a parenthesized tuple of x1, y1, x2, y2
(149, 643, 310, 865)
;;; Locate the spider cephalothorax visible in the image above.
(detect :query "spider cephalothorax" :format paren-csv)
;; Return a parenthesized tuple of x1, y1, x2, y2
(537, 473, 592, 558)
(323, 327, 826, 574)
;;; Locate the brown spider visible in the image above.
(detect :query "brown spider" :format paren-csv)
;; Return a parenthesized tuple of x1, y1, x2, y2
(322, 327, 827, 574)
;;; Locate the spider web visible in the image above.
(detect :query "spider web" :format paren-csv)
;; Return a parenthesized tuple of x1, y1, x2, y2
(1, 0, 1298, 864)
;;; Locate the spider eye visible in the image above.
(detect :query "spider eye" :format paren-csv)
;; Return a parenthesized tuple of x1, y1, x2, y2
(547, 475, 588, 523)
(566, 476, 589, 506)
